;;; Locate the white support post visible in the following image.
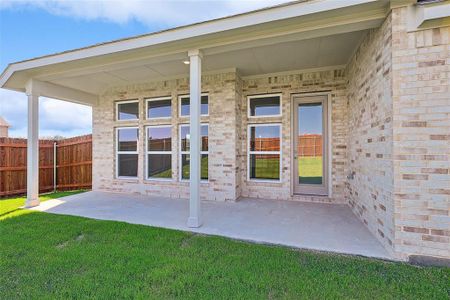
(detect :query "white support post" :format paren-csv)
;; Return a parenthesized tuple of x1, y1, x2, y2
(187, 49, 203, 228)
(26, 92, 40, 207)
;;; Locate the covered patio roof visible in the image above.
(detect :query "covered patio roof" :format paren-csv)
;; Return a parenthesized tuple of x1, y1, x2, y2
(1, 0, 394, 227)
(0, 0, 392, 105)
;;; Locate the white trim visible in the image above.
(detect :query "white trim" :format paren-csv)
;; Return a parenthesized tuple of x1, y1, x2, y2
(178, 93, 209, 117)
(145, 125, 173, 181)
(24, 79, 98, 106)
(25, 94, 40, 207)
(145, 96, 172, 120)
(291, 92, 330, 196)
(247, 123, 282, 183)
(116, 99, 139, 121)
(247, 93, 282, 118)
(179, 123, 209, 182)
(327, 93, 333, 198)
(115, 126, 139, 179)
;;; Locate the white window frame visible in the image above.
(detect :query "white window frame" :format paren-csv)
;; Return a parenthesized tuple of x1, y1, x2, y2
(179, 123, 209, 182)
(145, 125, 173, 181)
(115, 126, 139, 179)
(178, 93, 209, 117)
(247, 123, 282, 183)
(145, 96, 172, 120)
(116, 99, 139, 121)
(247, 93, 282, 118)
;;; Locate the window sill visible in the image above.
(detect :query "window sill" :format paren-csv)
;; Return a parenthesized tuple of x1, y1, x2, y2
(248, 114, 282, 119)
(115, 177, 139, 182)
(116, 119, 139, 122)
(145, 117, 172, 121)
(247, 179, 282, 184)
(144, 178, 174, 182)
(180, 179, 209, 184)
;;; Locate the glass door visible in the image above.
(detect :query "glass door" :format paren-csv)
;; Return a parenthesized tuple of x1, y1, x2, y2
(293, 95, 328, 195)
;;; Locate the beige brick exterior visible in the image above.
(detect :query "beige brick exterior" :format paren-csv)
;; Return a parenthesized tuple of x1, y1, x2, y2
(93, 68, 348, 204)
(345, 7, 450, 260)
(241, 70, 347, 203)
(92, 6, 450, 261)
(391, 7, 450, 260)
(346, 14, 395, 254)
(93, 72, 241, 201)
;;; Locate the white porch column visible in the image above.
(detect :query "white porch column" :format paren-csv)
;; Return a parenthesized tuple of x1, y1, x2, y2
(187, 49, 203, 228)
(25, 92, 40, 207)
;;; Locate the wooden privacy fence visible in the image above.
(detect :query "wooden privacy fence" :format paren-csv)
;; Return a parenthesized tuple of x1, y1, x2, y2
(252, 135, 323, 157)
(298, 134, 323, 157)
(0, 134, 92, 198)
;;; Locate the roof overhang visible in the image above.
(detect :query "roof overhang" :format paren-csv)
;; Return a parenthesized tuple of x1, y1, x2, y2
(1, 0, 392, 105)
(407, 0, 450, 31)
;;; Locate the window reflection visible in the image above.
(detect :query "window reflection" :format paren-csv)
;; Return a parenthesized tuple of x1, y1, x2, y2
(249, 95, 280, 116)
(117, 101, 139, 120)
(147, 99, 171, 118)
(250, 126, 280, 152)
(148, 127, 171, 151)
(298, 103, 323, 185)
(180, 95, 208, 116)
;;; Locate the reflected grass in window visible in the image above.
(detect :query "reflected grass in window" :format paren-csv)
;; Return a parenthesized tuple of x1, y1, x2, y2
(181, 155, 208, 180)
(298, 157, 323, 185)
(249, 154, 280, 180)
(148, 154, 172, 179)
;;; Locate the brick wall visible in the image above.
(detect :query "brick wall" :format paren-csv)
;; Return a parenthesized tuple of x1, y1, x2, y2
(235, 74, 244, 199)
(392, 7, 450, 259)
(93, 68, 348, 204)
(241, 70, 348, 203)
(93, 72, 240, 201)
(346, 14, 395, 254)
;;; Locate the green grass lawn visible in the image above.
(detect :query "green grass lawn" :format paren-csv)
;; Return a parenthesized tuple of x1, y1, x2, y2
(1, 192, 449, 299)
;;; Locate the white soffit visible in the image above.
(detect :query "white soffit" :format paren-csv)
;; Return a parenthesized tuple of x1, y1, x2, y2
(44, 30, 367, 95)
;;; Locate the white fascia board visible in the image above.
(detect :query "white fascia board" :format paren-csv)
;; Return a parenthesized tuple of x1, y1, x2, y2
(421, 2, 450, 21)
(0, 0, 377, 89)
(407, 1, 450, 31)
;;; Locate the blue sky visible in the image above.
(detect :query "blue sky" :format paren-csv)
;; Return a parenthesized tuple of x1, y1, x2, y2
(0, 0, 286, 138)
(0, 9, 149, 71)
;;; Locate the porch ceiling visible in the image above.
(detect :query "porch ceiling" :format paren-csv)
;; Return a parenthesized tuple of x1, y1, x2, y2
(43, 30, 366, 95)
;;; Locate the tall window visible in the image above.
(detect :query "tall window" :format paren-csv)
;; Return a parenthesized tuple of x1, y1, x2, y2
(116, 100, 139, 120)
(146, 126, 172, 180)
(180, 124, 208, 180)
(146, 97, 172, 119)
(116, 127, 139, 178)
(248, 124, 281, 181)
(248, 94, 281, 117)
(179, 94, 209, 117)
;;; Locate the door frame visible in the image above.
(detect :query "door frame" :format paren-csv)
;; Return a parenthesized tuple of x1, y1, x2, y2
(291, 92, 332, 196)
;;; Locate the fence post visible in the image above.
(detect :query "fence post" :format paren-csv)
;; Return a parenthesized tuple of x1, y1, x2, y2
(313, 135, 316, 157)
(53, 141, 57, 192)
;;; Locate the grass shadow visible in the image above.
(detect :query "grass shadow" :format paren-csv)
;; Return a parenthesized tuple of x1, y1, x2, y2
(0, 190, 87, 221)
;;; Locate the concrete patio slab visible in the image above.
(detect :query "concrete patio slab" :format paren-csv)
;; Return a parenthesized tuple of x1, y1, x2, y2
(31, 191, 392, 260)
